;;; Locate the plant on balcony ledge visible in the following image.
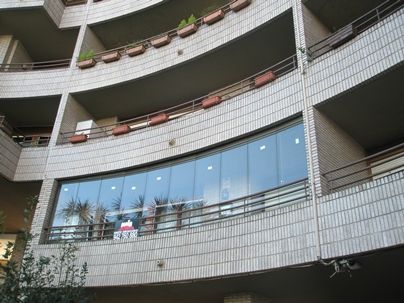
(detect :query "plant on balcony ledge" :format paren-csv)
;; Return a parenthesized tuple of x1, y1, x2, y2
(101, 50, 121, 63)
(177, 14, 198, 38)
(203, 8, 225, 25)
(202, 95, 222, 109)
(77, 49, 96, 69)
(126, 43, 146, 57)
(254, 71, 276, 88)
(149, 113, 169, 126)
(69, 134, 88, 144)
(151, 35, 171, 48)
(230, 0, 252, 12)
(112, 124, 131, 136)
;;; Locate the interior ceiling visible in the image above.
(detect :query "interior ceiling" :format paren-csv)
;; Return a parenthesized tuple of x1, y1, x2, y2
(0, 96, 61, 128)
(74, 11, 296, 120)
(303, 0, 386, 31)
(0, 177, 41, 233)
(0, 8, 79, 61)
(92, 246, 404, 303)
(317, 63, 404, 153)
(91, 0, 229, 49)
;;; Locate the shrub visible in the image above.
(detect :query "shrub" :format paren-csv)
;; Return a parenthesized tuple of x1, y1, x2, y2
(178, 14, 197, 29)
(78, 49, 95, 62)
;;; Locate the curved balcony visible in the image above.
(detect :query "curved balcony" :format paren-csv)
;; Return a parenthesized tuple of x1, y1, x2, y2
(306, 2, 404, 106)
(61, 55, 297, 144)
(45, 66, 302, 180)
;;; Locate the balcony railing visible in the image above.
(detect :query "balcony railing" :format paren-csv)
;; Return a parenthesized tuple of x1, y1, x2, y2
(60, 54, 298, 143)
(323, 142, 404, 192)
(44, 179, 309, 243)
(0, 115, 51, 147)
(308, 0, 403, 59)
(0, 58, 71, 72)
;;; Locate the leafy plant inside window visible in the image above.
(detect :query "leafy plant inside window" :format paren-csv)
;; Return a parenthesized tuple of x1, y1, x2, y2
(178, 14, 197, 29)
(78, 49, 95, 62)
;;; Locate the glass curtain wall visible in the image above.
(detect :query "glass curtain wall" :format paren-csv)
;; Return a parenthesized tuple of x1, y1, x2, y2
(51, 122, 307, 235)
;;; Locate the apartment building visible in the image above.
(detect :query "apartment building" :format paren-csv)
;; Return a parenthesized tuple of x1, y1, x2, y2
(0, 0, 403, 302)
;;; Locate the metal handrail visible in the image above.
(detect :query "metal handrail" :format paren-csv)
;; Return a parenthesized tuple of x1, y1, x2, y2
(60, 54, 298, 142)
(43, 179, 309, 243)
(308, 0, 403, 59)
(0, 58, 71, 72)
(323, 142, 404, 191)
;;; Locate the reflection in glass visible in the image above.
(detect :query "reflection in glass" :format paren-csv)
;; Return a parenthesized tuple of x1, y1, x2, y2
(277, 124, 308, 185)
(51, 122, 308, 237)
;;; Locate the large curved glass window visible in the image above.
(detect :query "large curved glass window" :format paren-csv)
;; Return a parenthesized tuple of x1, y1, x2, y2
(51, 121, 307, 237)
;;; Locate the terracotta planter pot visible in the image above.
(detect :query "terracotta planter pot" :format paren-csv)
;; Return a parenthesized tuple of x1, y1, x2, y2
(202, 96, 222, 109)
(254, 71, 276, 88)
(230, 0, 251, 12)
(203, 9, 225, 25)
(101, 51, 121, 63)
(177, 23, 198, 38)
(69, 134, 87, 144)
(151, 35, 171, 48)
(77, 58, 96, 69)
(126, 45, 146, 57)
(112, 124, 131, 136)
(149, 113, 169, 126)
(328, 24, 357, 49)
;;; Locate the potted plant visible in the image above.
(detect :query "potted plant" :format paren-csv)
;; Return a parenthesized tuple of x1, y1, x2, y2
(201, 95, 222, 109)
(101, 50, 121, 63)
(77, 49, 96, 69)
(203, 9, 225, 25)
(151, 35, 171, 48)
(230, 0, 252, 12)
(254, 71, 276, 88)
(149, 113, 169, 126)
(69, 134, 88, 144)
(126, 43, 146, 57)
(177, 14, 198, 38)
(112, 124, 131, 136)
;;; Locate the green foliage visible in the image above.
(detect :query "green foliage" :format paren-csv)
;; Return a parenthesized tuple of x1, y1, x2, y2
(78, 49, 95, 62)
(0, 195, 92, 303)
(0, 242, 91, 303)
(178, 14, 197, 29)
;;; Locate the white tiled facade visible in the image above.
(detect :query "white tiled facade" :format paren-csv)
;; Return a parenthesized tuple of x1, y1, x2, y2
(0, 0, 403, 295)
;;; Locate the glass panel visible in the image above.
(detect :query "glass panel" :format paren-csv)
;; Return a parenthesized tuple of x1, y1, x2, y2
(143, 167, 171, 232)
(52, 182, 79, 227)
(194, 154, 220, 206)
(220, 145, 247, 216)
(167, 161, 195, 230)
(277, 124, 308, 185)
(119, 172, 147, 230)
(98, 176, 124, 231)
(248, 135, 278, 193)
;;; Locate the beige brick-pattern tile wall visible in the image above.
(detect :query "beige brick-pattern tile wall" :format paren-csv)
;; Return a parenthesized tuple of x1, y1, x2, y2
(306, 9, 404, 106)
(14, 147, 48, 181)
(43, 0, 65, 27)
(44, 70, 303, 179)
(0, 0, 44, 10)
(319, 170, 404, 258)
(301, 3, 330, 48)
(312, 108, 367, 194)
(0, 35, 13, 64)
(0, 129, 21, 180)
(31, 193, 315, 286)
